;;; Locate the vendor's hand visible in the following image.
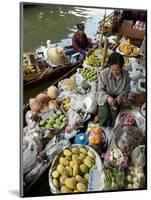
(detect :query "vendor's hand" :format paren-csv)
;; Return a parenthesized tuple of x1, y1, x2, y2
(115, 95, 124, 105)
(107, 96, 115, 106)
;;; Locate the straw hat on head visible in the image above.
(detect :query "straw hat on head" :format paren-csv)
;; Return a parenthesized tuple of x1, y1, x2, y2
(47, 47, 69, 65)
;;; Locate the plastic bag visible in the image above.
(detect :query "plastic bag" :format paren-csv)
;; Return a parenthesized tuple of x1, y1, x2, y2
(64, 110, 81, 139)
(130, 63, 145, 80)
(74, 71, 85, 87)
(25, 160, 48, 183)
(109, 126, 144, 156)
(46, 139, 70, 160)
(87, 123, 105, 145)
(100, 167, 125, 191)
(102, 148, 128, 168)
(131, 145, 145, 168)
(134, 111, 145, 135)
(58, 78, 76, 91)
(114, 111, 137, 127)
(57, 90, 76, 100)
(25, 110, 39, 125)
(23, 141, 38, 174)
(71, 93, 97, 114)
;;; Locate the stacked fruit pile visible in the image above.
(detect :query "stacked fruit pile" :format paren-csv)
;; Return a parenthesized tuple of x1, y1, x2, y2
(62, 97, 71, 111)
(85, 53, 101, 68)
(125, 166, 145, 189)
(80, 68, 98, 82)
(39, 110, 67, 129)
(119, 39, 141, 57)
(50, 146, 97, 193)
(23, 65, 36, 75)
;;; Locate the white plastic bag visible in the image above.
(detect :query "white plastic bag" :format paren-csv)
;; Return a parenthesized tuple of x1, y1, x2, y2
(23, 141, 38, 174)
(131, 145, 145, 168)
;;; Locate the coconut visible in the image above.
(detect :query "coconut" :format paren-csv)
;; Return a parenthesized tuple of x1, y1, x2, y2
(36, 93, 50, 104)
(40, 103, 49, 113)
(29, 98, 42, 112)
(47, 85, 59, 99)
(48, 100, 58, 109)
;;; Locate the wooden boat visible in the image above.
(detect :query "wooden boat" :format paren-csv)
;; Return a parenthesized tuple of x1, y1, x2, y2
(24, 61, 81, 89)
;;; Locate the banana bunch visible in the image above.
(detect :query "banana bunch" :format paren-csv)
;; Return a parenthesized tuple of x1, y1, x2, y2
(80, 68, 97, 81)
(62, 97, 71, 111)
(23, 65, 36, 75)
(23, 53, 30, 66)
(119, 39, 140, 57)
(85, 52, 101, 68)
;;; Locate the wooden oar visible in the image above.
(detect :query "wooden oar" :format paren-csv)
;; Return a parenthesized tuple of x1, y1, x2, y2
(39, 68, 49, 79)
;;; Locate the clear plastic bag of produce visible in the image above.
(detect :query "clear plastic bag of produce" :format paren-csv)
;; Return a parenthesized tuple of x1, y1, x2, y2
(25, 110, 39, 125)
(114, 111, 137, 127)
(57, 90, 76, 100)
(25, 160, 48, 184)
(109, 126, 144, 156)
(131, 145, 145, 168)
(87, 123, 105, 145)
(102, 148, 128, 168)
(46, 138, 71, 160)
(58, 78, 76, 92)
(100, 167, 125, 191)
(74, 70, 85, 87)
(134, 111, 146, 135)
(23, 124, 44, 153)
(64, 110, 82, 139)
(125, 164, 145, 189)
(70, 93, 97, 114)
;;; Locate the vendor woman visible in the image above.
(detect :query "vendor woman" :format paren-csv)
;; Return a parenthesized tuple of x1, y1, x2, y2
(72, 23, 92, 59)
(97, 52, 130, 127)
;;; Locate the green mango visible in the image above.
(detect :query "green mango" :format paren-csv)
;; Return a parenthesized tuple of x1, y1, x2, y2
(39, 120, 46, 126)
(59, 115, 65, 121)
(53, 113, 58, 119)
(61, 122, 67, 128)
(53, 124, 60, 129)
(63, 117, 67, 122)
(56, 111, 62, 115)
(56, 119, 62, 125)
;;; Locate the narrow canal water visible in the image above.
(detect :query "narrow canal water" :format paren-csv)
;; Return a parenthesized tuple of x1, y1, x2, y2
(23, 4, 113, 104)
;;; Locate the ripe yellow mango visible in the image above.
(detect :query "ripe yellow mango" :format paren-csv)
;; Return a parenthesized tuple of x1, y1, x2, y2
(80, 164, 89, 174)
(65, 177, 77, 189)
(52, 178, 60, 189)
(61, 185, 73, 193)
(84, 158, 92, 168)
(87, 150, 95, 159)
(76, 182, 87, 192)
(73, 164, 79, 177)
(63, 149, 72, 157)
(80, 147, 87, 155)
(52, 170, 59, 178)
